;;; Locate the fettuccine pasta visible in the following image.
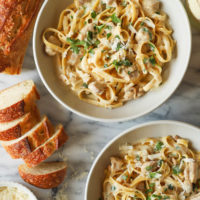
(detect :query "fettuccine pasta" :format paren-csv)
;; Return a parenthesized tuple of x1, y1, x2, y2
(43, 0, 175, 108)
(103, 136, 200, 200)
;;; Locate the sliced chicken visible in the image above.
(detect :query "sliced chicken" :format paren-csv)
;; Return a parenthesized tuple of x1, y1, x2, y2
(135, 28, 153, 42)
(78, 23, 94, 40)
(189, 193, 200, 200)
(110, 157, 124, 174)
(142, 0, 160, 16)
(88, 82, 105, 95)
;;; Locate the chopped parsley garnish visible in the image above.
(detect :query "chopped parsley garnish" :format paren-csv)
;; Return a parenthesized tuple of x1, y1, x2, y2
(149, 172, 161, 179)
(88, 49, 95, 54)
(128, 71, 131, 75)
(140, 21, 145, 26)
(149, 56, 157, 66)
(155, 141, 164, 151)
(113, 59, 132, 71)
(149, 183, 155, 188)
(143, 27, 153, 41)
(143, 57, 148, 64)
(84, 21, 87, 25)
(115, 35, 120, 39)
(158, 160, 163, 167)
(156, 11, 161, 15)
(83, 83, 88, 88)
(91, 11, 97, 18)
(107, 33, 112, 39)
(70, 16, 73, 19)
(95, 24, 105, 33)
(111, 185, 116, 191)
(104, 64, 108, 68)
(105, 25, 112, 30)
(146, 188, 153, 194)
(94, 40, 100, 47)
(122, 175, 128, 181)
(168, 184, 174, 190)
(87, 31, 93, 41)
(149, 43, 155, 51)
(146, 166, 153, 171)
(136, 155, 140, 161)
(66, 38, 81, 54)
(116, 42, 123, 51)
(111, 13, 121, 24)
(172, 165, 181, 175)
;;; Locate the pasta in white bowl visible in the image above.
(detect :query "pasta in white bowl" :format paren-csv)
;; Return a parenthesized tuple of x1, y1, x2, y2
(43, 0, 175, 108)
(33, 0, 191, 122)
(85, 121, 200, 200)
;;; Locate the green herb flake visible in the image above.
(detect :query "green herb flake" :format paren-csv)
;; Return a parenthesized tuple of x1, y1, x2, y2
(116, 42, 122, 51)
(95, 24, 105, 33)
(115, 35, 120, 39)
(140, 21, 145, 26)
(172, 165, 181, 175)
(152, 194, 162, 200)
(111, 185, 116, 191)
(107, 33, 112, 39)
(83, 83, 88, 88)
(146, 166, 153, 171)
(168, 184, 174, 190)
(87, 31, 93, 41)
(88, 49, 95, 54)
(143, 57, 148, 64)
(105, 25, 112, 30)
(149, 43, 155, 51)
(146, 188, 153, 194)
(149, 56, 157, 66)
(70, 16, 73, 19)
(155, 141, 164, 151)
(128, 71, 131, 75)
(94, 40, 100, 47)
(91, 11, 97, 18)
(158, 160, 163, 167)
(122, 175, 128, 181)
(136, 155, 140, 161)
(111, 13, 121, 24)
(149, 172, 160, 179)
(143, 27, 153, 41)
(104, 64, 108, 68)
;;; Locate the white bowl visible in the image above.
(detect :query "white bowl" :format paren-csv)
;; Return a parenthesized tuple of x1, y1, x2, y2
(33, 0, 192, 122)
(0, 182, 37, 200)
(85, 120, 200, 200)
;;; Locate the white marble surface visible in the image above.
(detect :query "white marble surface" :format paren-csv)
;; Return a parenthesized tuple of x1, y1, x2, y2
(0, 12, 200, 200)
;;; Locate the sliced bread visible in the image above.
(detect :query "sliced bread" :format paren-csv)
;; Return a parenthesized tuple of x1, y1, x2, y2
(1, 116, 54, 159)
(0, 80, 40, 122)
(0, 105, 40, 141)
(23, 125, 68, 167)
(18, 162, 67, 189)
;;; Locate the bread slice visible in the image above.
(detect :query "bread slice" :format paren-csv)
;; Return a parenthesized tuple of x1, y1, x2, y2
(1, 116, 54, 159)
(0, 0, 43, 74)
(0, 80, 40, 122)
(18, 162, 67, 189)
(23, 125, 68, 167)
(0, 105, 40, 141)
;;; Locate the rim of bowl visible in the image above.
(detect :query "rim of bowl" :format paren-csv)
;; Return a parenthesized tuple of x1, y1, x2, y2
(0, 181, 38, 200)
(84, 120, 200, 199)
(33, 0, 192, 123)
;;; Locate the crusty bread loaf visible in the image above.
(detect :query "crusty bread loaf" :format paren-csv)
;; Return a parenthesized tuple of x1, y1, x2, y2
(1, 116, 54, 159)
(18, 162, 67, 189)
(23, 125, 68, 167)
(0, 80, 40, 122)
(0, 0, 43, 74)
(0, 106, 40, 141)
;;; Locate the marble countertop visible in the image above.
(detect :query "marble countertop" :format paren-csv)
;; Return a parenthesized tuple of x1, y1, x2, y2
(0, 13, 200, 200)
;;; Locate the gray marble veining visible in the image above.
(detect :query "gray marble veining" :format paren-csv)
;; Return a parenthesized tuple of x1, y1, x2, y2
(0, 18, 200, 200)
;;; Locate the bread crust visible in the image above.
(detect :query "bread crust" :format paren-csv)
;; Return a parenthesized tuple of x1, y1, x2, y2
(18, 163, 67, 189)
(0, 81, 40, 122)
(2, 117, 54, 159)
(0, 0, 44, 74)
(0, 105, 40, 141)
(23, 126, 68, 167)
